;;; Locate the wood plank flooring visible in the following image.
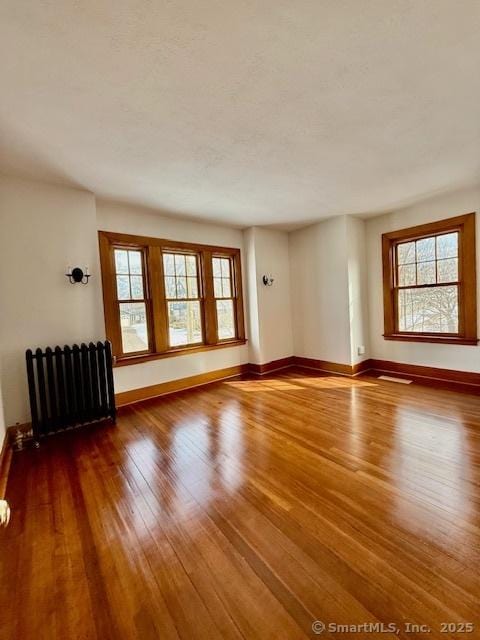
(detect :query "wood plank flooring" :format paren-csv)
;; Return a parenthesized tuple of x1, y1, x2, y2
(1, 369, 480, 639)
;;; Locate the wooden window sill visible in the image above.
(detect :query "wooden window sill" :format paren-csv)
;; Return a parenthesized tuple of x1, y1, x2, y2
(114, 339, 247, 367)
(383, 334, 478, 346)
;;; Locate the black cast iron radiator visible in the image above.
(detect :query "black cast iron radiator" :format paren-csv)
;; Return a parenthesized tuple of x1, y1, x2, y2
(25, 341, 116, 441)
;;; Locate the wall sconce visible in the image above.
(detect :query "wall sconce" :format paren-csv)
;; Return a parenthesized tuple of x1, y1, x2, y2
(262, 274, 274, 286)
(65, 266, 91, 284)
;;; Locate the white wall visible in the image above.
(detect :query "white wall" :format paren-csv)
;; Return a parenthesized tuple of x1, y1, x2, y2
(289, 216, 353, 364)
(96, 200, 249, 393)
(366, 186, 480, 371)
(0, 181, 254, 426)
(97, 200, 244, 249)
(0, 177, 105, 425)
(243, 227, 293, 365)
(347, 217, 370, 365)
(244, 228, 261, 364)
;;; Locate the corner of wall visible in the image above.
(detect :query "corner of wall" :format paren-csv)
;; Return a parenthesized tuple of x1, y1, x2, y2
(243, 227, 294, 365)
(346, 216, 370, 365)
(243, 228, 262, 363)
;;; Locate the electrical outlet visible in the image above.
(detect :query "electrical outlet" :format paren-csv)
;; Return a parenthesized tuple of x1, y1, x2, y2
(357, 345, 366, 356)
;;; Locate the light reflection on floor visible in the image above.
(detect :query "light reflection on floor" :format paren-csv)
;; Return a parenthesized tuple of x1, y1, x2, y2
(345, 387, 366, 460)
(125, 374, 478, 563)
(217, 405, 245, 493)
(389, 403, 475, 549)
(146, 403, 248, 517)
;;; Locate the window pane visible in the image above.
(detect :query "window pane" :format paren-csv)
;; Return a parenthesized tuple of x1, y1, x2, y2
(120, 302, 148, 353)
(186, 255, 197, 276)
(174, 254, 186, 276)
(437, 232, 458, 259)
(212, 257, 222, 277)
(398, 286, 458, 333)
(417, 260, 436, 285)
(397, 242, 415, 265)
(398, 264, 416, 287)
(187, 276, 198, 298)
(176, 277, 187, 299)
(163, 253, 175, 276)
(128, 251, 142, 274)
(216, 300, 235, 339)
(116, 275, 130, 300)
(214, 277, 223, 298)
(168, 301, 202, 346)
(220, 258, 231, 278)
(165, 276, 176, 298)
(437, 258, 458, 283)
(222, 278, 232, 298)
(130, 275, 144, 299)
(416, 237, 435, 262)
(164, 252, 200, 302)
(115, 249, 129, 274)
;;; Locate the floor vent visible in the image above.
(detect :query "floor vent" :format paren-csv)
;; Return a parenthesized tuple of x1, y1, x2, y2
(378, 375, 412, 384)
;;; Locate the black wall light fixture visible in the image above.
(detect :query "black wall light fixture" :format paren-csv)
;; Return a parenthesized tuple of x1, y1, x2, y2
(65, 266, 91, 284)
(262, 274, 274, 286)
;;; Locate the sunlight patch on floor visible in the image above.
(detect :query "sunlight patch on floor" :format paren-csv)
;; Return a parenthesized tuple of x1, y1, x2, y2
(293, 376, 377, 389)
(225, 380, 303, 391)
(225, 376, 377, 391)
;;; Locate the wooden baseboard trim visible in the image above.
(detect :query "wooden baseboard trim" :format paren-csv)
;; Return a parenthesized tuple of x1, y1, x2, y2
(352, 359, 373, 376)
(0, 431, 13, 499)
(116, 364, 249, 407)
(292, 356, 353, 376)
(368, 359, 480, 392)
(249, 357, 295, 375)
(292, 356, 372, 377)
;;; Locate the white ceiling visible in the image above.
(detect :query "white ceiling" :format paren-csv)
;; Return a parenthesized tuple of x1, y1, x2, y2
(1, 1, 480, 229)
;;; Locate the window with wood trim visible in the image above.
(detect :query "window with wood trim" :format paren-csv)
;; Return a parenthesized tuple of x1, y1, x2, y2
(114, 248, 150, 354)
(382, 213, 477, 345)
(163, 252, 203, 347)
(99, 231, 246, 365)
(213, 256, 236, 340)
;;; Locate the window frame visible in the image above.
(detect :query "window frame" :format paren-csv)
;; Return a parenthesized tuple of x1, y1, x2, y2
(212, 254, 238, 342)
(382, 213, 477, 345)
(113, 246, 153, 356)
(98, 231, 246, 366)
(163, 250, 205, 349)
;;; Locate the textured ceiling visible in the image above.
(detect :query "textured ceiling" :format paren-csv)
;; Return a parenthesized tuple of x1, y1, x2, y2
(1, 1, 480, 228)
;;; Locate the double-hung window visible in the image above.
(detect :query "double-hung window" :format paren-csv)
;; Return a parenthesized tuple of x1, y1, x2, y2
(99, 232, 245, 364)
(113, 247, 150, 354)
(163, 252, 203, 347)
(213, 256, 236, 340)
(382, 213, 477, 345)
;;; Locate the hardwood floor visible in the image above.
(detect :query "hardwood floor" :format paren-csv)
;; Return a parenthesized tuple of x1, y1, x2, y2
(1, 369, 480, 639)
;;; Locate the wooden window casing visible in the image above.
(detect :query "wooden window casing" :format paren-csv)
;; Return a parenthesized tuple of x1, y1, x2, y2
(99, 231, 246, 366)
(163, 251, 204, 349)
(382, 213, 477, 345)
(212, 255, 238, 342)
